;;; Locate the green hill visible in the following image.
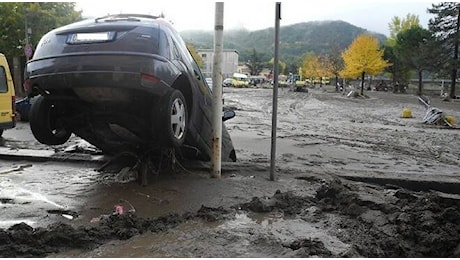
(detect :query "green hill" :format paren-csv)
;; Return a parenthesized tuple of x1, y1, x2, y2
(180, 20, 387, 66)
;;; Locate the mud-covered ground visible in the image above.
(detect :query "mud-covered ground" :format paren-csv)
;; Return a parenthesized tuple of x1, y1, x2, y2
(2, 86, 460, 257)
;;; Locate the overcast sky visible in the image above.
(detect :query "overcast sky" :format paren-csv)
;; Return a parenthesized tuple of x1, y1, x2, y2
(76, 0, 437, 36)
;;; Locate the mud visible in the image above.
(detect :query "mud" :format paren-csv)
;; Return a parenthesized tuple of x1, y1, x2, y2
(2, 177, 460, 257)
(2, 86, 460, 257)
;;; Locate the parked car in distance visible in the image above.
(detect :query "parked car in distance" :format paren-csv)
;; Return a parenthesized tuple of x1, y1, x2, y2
(232, 73, 249, 88)
(24, 14, 236, 162)
(0, 53, 16, 137)
(223, 78, 233, 87)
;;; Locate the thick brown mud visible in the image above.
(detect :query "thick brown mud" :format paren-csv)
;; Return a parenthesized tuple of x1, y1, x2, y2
(2, 177, 460, 257)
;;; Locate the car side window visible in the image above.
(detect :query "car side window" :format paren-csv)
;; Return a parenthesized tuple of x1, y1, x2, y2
(0, 66, 7, 93)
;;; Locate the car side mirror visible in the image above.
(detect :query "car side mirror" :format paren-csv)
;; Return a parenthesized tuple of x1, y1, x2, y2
(222, 110, 235, 122)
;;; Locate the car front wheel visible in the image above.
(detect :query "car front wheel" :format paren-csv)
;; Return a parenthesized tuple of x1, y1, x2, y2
(159, 89, 187, 148)
(29, 96, 71, 145)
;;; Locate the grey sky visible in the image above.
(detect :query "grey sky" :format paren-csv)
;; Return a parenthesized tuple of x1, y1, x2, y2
(76, 1, 437, 36)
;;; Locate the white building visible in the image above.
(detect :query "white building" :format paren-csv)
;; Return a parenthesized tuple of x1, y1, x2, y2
(197, 49, 239, 79)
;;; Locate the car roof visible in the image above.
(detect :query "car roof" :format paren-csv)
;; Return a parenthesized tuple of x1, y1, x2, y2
(53, 13, 173, 34)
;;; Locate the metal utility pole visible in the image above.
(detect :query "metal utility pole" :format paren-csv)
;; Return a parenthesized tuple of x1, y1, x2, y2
(270, 2, 281, 181)
(24, 8, 33, 61)
(211, 2, 224, 178)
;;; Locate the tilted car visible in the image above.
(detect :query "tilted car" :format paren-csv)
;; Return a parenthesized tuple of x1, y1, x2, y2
(24, 14, 236, 162)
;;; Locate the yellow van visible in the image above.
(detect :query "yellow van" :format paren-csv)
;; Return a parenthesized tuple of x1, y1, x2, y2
(232, 73, 249, 88)
(0, 53, 16, 136)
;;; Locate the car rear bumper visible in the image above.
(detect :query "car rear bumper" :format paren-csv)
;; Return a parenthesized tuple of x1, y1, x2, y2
(26, 52, 179, 98)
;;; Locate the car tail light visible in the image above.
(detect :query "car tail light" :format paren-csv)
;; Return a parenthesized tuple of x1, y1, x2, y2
(23, 79, 31, 93)
(141, 73, 160, 85)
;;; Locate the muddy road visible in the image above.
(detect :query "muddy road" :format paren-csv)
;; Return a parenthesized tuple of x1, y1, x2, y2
(2, 86, 460, 257)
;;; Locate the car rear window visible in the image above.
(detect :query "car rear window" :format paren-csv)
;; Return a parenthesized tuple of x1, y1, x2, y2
(0, 66, 7, 93)
(65, 26, 161, 55)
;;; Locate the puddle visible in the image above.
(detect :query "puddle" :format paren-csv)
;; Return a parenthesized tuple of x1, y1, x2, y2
(54, 211, 349, 257)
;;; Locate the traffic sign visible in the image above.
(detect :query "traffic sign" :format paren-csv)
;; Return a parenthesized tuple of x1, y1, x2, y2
(24, 44, 33, 59)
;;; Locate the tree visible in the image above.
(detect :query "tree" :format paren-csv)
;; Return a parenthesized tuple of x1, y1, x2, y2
(340, 35, 389, 95)
(383, 44, 410, 93)
(0, 2, 81, 59)
(327, 45, 345, 89)
(387, 14, 420, 46)
(301, 53, 334, 86)
(428, 2, 460, 99)
(395, 26, 441, 95)
(246, 48, 263, 76)
(302, 53, 321, 81)
(186, 43, 204, 68)
(268, 58, 286, 75)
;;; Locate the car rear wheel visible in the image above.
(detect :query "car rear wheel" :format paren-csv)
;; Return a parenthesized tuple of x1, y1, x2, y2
(29, 96, 71, 145)
(159, 89, 187, 148)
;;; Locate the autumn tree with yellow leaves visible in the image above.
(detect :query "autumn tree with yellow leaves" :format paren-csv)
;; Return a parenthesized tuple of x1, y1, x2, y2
(302, 53, 333, 86)
(186, 43, 204, 68)
(340, 35, 389, 95)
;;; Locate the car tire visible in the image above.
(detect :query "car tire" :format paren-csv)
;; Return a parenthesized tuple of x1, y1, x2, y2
(29, 96, 71, 145)
(159, 89, 187, 148)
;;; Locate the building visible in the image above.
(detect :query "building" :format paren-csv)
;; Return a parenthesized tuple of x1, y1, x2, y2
(197, 49, 239, 79)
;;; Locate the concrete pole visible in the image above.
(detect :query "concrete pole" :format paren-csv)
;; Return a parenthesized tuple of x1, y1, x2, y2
(270, 2, 281, 181)
(211, 2, 224, 178)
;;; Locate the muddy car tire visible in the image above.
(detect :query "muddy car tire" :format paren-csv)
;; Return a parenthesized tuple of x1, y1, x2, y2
(159, 89, 187, 148)
(29, 96, 71, 145)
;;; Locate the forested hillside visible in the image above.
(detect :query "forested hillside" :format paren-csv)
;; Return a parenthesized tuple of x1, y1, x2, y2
(180, 20, 387, 67)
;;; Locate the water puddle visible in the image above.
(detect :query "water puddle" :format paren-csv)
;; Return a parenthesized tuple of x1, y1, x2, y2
(55, 211, 349, 257)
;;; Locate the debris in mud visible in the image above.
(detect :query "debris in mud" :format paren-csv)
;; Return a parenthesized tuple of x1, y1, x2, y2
(283, 238, 333, 257)
(194, 205, 235, 222)
(239, 190, 313, 216)
(419, 95, 456, 128)
(90, 200, 136, 223)
(0, 164, 32, 174)
(47, 209, 79, 220)
(63, 140, 101, 155)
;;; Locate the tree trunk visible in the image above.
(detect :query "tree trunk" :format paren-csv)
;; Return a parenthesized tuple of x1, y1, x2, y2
(418, 70, 423, 96)
(450, 6, 460, 99)
(360, 72, 365, 96)
(335, 75, 339, 92)
(12, 57, 24, 97)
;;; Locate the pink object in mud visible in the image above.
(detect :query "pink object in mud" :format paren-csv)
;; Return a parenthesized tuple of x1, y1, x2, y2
(114, 205, 124, 215)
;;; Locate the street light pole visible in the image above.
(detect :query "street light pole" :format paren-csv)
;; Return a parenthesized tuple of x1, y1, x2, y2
(24, 8, 32, 61)
(211, 2, 224, 178)
(270, 2, 281, 181)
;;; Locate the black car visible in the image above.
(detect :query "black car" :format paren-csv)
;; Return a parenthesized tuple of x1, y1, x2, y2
(24, 14, 236, 162)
